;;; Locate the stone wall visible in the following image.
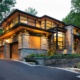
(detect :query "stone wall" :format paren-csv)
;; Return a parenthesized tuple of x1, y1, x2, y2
(19, 49, 47, 59)
(65, 25, 74, 54)
(35, 58, 80, 67)
(41, 36, 48, 50)
(18, 32, 48, 59)
(4, 43, 10, 58)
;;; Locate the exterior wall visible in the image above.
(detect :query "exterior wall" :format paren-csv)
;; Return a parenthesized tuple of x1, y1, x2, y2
(18, 32, 29, 59)
(65, 25, 74, 54)
(18, 32, 48, 59)
(35, 58, 80, 67)
(19, 49, 47, 59)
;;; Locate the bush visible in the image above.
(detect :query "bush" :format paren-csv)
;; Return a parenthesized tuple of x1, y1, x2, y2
(50, 54, 80, 59)
(24, 53, 80, 59)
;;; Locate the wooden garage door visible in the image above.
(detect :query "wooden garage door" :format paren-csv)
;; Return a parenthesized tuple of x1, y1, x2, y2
(10, 42, 19, 59)
(0, 46, 4, 59)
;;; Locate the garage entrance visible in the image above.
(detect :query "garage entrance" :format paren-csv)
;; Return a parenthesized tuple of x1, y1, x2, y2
(10, 42, 19, 59)
(0, 46, 4, 59)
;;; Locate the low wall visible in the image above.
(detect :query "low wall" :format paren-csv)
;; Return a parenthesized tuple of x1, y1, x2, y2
(35, 58, 80, 67)
(19, 48, 47, 59)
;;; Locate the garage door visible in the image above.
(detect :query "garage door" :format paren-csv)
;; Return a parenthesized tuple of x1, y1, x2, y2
(0, 46, 4, 59)
(10, 42, 19, 59)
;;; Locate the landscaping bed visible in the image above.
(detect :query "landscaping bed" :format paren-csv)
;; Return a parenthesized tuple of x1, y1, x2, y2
(24, 54, 80, 67)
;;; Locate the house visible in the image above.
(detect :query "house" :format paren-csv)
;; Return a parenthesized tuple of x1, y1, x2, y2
(0, 9, 80, 60)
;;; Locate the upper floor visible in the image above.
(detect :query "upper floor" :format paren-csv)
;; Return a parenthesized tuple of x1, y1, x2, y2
(0, 9, 66, 33)
(0, 9, 80, 38)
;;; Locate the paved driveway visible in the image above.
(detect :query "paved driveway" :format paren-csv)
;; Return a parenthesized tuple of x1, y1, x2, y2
(0, 59, 80, 80)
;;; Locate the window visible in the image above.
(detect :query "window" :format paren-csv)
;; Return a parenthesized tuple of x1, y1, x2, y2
(46, 20, 56, 29)
(29, 36, 41, 49)
(41, 20, 45, 29)
(74, 28, 80, 36)
(36, 21, 41, 28)
(20, 16, 27, 24)
(27, 18, 35, 26)
(54, 32, 65, 50)
(46, 20, 52, 29)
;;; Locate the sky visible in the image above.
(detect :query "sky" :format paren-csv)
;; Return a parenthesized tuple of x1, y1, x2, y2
(15, 0, 71, 21)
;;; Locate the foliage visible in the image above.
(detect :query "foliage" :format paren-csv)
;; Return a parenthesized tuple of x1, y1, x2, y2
(62, 0, 80, 27)
(0, 29, 3, 34)
(25, 53, 47, 59)
(48, 36, 56, 56)
(25, 7, 37, 16)
(0, 0, 16, 22)
(24, 53, 80, 59)
(50, 54, 80, 59)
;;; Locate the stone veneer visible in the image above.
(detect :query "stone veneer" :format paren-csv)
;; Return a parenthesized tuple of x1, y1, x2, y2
(34, 58, 80, 67)
(18, 32, 48, 59)
(4, 43, 10, 58)
(19, 49, 47, 59)
(66, 25, 74, 54)
(41, 36, 48, 50)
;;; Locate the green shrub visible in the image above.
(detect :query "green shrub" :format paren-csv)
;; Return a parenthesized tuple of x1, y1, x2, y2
(24, 53, 80, 59)
(50, 54, 80, 59)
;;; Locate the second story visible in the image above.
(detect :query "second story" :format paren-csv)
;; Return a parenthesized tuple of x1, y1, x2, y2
(0, 9, 66, 34)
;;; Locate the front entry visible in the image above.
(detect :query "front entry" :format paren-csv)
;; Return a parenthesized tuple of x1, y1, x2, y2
(0, 46, 4, 59)
(10, 42, 19, 59)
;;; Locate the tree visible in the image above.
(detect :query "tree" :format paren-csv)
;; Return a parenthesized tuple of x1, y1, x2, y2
(25, 7, 37, 16)
(62, 0, 80, 27)
(0, 0, 16, 22)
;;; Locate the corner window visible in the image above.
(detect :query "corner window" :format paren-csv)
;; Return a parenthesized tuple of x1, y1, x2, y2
(54, 32, 65, 50)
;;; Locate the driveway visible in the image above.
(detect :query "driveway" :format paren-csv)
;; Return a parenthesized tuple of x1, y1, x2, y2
(0, 59, 80, 80)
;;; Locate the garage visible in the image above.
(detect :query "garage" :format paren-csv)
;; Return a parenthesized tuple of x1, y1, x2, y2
(10, 42, 19, 59)
(0, 46, 4, 59)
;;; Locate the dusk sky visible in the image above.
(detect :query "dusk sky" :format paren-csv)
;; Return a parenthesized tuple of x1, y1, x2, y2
(15, 0, 71, 21)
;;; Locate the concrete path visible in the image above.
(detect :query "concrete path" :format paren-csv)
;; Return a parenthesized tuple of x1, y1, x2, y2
(0, 59, 80, 80)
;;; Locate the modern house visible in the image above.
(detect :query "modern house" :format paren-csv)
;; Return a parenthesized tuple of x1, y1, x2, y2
(0, 9, 80, 60)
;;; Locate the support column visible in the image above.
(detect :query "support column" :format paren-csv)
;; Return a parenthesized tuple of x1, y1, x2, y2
(41, 36, 48, 50)
(18, 31, 29, 59)
(4, 43, 10, 59)
(66, 25, 74, 54)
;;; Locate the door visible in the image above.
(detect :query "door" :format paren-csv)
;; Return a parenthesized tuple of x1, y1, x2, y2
(0, 46, 4, 59)
(10, 42, 19, 59)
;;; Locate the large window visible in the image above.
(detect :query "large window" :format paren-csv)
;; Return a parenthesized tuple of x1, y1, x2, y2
(41, 20, 45, 29)
(36, 21, 41, 28)
(20, 16, 27, 24)
(46, 20, 52, 29)
(29, 36, 41, 49)
(46, 20, 56, 29)
(54, 32, 65, 50)
(3, 16, 18, 32)
(73, 28, 80, 36)
(27, 18, 35, 26)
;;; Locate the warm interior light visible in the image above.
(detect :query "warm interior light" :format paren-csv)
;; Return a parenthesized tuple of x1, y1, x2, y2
(5, 39, 9, 43)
